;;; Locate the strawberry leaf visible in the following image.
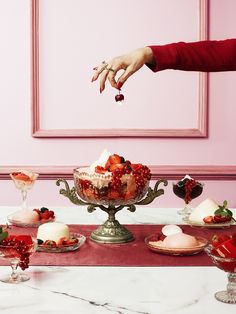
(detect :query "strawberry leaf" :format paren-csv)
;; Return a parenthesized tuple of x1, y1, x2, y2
(0, 231, 8, 243)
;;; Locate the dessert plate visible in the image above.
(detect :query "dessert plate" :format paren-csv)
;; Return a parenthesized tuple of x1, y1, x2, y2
(7, 214, 55, 228)
(185, 218, 235, 229)
(37, 233, 86, 253)
(145, 234, 208, 256)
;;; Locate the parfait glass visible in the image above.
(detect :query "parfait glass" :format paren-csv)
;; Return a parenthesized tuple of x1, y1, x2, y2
(173, 179, 203, 220)
(205, 245, 236, 303)
(0, 236, 37, 283)
(10, 170, 38, 209)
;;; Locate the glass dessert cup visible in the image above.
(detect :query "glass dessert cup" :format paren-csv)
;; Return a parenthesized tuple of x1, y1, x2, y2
(205, 245, 236, 304)
(56, 171, 168, 244)
(0, 237, 37, 283)
(173, 181, 203, 220)
(10, 171, 38, 210)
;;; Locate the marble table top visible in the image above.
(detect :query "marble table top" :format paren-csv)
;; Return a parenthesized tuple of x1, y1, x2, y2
(0, 206, 235, 314)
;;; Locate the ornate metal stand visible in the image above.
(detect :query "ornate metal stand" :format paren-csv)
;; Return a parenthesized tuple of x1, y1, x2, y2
(56, 179, 168, 244)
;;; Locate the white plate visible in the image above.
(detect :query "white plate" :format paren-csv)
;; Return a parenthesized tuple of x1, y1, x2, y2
(7, 214, 55, 228)
(37, 233, 86, 253)
(185, 218, 235, 229)
(145, 234, 208, 256)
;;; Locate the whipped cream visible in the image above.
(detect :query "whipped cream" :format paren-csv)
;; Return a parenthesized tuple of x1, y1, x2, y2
(90, 149, 111, 172)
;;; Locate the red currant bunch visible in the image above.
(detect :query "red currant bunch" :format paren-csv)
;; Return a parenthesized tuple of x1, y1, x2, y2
(184, 179, 197, 204)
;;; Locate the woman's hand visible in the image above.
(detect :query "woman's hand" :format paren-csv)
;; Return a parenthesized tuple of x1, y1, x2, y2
(91, 47, 154, 93)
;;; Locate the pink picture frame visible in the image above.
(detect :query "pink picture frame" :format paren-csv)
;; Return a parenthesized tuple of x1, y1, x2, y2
(31, 0, 209, 138)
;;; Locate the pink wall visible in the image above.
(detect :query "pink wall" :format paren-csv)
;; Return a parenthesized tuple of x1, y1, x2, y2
(0, 0, 236, 207)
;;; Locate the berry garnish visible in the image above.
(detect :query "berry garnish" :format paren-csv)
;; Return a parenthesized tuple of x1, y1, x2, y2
(43, 240, 57, 247)
(32, 207, 55, 220)
(77, 153, 151, 202)
(40, 207, 49, 213)
(0, 234, 34, 270)
(204, 201, 235, 224)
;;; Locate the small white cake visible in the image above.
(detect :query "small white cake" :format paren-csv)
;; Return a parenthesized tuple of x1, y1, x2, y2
(37, 222, 70, 243)
(189, 198, 219, 223)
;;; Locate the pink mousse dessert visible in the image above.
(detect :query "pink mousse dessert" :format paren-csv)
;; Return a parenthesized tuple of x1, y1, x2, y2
(161, 232, 198, 248)
(149, 225, 198, 248)
(11, 209, 40, 224)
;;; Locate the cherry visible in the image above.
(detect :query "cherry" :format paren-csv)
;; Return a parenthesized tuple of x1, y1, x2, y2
(115, 90, 124, 102)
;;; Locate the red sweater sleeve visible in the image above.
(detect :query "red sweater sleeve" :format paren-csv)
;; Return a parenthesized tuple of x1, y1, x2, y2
(146, 39, 236, 72)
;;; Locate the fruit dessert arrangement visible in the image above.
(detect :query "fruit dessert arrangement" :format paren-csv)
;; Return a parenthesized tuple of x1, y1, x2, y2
(173, 175, 203, 204)
(203, 200, 235, 224)
(74, 151, 151, 204)
(37, 222, 79, 248)
(10, 207, 55, 224)
(189, 199, 235, 225)
(208, 233, 236, 273)
(0, 226, 35, 270)
(10, 170, 38, 189)
(148, 225, 201, 249)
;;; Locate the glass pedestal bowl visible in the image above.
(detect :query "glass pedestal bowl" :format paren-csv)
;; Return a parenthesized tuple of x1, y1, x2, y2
(205, 245, 236, 304)
(74, 167, 150, 206)
(56, 169, 168, 244)
(0, 236, 37, 283)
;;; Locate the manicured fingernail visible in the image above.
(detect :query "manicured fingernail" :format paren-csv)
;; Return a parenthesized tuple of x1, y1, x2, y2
(93, 67, 98, 70)
(117, 82, 123, 89)
(100, 87, 103, 94)
(91, 77, 95, 82)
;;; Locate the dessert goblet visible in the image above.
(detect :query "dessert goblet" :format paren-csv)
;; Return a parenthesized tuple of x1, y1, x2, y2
(205, 245, 236, 303)
(10, 170, 38, 209)
(173, 175, 203, 220)
(0, 235, 37, 283)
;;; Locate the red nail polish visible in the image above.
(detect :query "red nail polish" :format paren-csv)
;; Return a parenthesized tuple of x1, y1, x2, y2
(117, 82, 123, 89)
(100, 87, 103, 94)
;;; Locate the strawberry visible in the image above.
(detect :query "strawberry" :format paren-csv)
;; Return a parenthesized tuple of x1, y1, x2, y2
(212, 200, 234, 224)
(203, 216, 214, 224)
(48, 210, 55, 218)
(43, 240, 57, 247)
(40, 211, 51, 220)
(57, 237, 68, 246)
(12, 172, 31, 182)
(213, 215, 231, 223)
(109, 163, 125, 173)
(95, 166, 106, 174)
(130, 163, 142, 171)
(109, 154, 122, 164)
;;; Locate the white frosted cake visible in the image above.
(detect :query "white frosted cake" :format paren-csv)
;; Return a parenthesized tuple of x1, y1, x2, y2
(37, 222, 70, 243)
(189, 198, 219, 223)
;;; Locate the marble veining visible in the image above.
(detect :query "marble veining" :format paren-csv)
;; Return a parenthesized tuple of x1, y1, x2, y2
(0, 206, 235, 313)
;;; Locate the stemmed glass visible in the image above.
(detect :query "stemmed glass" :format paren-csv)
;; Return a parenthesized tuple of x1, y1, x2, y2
(205, 245, 236, 303)
(0, 236, 37, 283)
(10, 170, 38, 209)
(173, 176, 203, 220)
